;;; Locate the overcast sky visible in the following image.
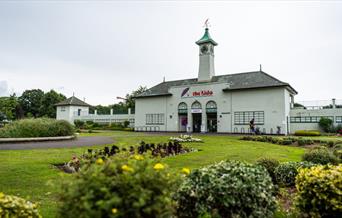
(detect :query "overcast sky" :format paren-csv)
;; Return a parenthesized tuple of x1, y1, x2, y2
(0, 1, 341, 105)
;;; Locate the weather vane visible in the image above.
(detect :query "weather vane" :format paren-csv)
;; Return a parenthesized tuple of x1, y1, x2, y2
(203, 18, 210, 28)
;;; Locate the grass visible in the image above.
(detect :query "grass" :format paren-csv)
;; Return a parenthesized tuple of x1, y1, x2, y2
(0, 131, 308, 217)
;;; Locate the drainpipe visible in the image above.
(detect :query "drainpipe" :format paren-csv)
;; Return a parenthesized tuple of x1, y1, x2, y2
(332, 98, 336, 109)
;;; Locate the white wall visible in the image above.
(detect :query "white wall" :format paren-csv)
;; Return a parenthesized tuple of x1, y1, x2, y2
(56, 105, 89, 123)
(289, 108, 342, 133)
(135, 82, 291, 134)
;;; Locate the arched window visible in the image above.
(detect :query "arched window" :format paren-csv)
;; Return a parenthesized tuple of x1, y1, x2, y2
(178, 102, 188, 114)
(191, 101, 202, 109)
(206, 101, 217, 113)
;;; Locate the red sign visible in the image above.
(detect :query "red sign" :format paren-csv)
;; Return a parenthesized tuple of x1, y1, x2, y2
(192, 90, 213, 97)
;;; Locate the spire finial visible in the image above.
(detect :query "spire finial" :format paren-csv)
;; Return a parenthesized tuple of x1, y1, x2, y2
(203, 18, 210, 29)
(259, 64, 262, 72)
(72, 92, 75, 96)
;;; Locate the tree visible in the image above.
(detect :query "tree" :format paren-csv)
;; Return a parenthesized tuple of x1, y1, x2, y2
(125, 86, 147, 110)
(18, 89, 44, 118)
(319, 117, 333, 133)
(0, 95, 19, 120)
(40, 90, 66, 118)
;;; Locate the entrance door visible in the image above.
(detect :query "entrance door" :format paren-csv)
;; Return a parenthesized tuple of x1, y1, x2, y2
(192, 113, 202, 133)
(207, 113, 217, 132)
(178, 115, 188, 132)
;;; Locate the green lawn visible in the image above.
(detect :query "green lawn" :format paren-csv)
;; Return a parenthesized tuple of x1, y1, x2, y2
(0, 131, 306, 217)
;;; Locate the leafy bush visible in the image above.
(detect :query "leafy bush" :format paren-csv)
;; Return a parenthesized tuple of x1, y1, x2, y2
(0, 192, 41, 217)
(319, 117, 334, 133)
(175, 160, 277, 218)
(295, 164, 342, 217)
(58, 155, 180, 218)
(256, 157, 280, 183)
(275, 161, 316, 187)
(73, 119, 85, 128)
(302, 147, 340, 165)
(294, 130, 321, 136)
(0, 118, 74, 138)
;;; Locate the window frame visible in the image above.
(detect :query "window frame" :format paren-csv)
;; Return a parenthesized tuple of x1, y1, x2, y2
(234, 111, 264, 125)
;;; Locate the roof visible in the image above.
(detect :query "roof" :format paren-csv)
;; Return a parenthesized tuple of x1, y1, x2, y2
(55, 96, 91, 107)
(196, 28, 218, 46)
(135, 71, 297, 98)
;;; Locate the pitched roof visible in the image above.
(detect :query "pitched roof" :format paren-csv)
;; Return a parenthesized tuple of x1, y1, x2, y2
(135, 71, 297, 98)
(55, 96, 91, 107)
(196, 28, 218, 46)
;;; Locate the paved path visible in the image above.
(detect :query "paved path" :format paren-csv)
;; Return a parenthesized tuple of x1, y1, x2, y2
(0, 136, 114, 150)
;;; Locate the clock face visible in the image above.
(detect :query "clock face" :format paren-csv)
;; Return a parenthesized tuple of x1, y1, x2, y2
(200, 45, 208, 54)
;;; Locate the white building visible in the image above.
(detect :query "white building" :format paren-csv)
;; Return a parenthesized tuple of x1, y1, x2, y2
(55, 96, 135, 126)
(56, 27, 342, 135)
(134, 27, 297, 134)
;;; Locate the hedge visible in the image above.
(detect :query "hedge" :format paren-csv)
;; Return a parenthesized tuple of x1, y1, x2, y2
(294, 130, 321, 136)
(0, 118, 74, 138)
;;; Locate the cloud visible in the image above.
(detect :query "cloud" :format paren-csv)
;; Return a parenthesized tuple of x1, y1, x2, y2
(0, 80, 9, 97)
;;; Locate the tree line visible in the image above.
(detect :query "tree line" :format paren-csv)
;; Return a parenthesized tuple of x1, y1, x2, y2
(0, 86, 147, 121)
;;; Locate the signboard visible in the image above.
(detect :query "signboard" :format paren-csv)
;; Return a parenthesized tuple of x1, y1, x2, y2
(181, 87, 214, 98)
(191, 108, 202, 113)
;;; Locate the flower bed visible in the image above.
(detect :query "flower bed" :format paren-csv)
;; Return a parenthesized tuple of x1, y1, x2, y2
(169, 134, 203, 142)
(57, 141, 196, 173)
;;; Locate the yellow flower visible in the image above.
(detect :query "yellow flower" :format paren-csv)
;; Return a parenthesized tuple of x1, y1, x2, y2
(153, 163, 165, 170)
(96, 158, 104, 165)
(112, 208, 118, 214)
(181, 167, 191, 175)
(134, 155, 144, 160)
(121, 164, 134, 173)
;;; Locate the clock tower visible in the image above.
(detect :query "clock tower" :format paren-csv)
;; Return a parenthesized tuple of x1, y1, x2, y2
(196, 27, 218, 82)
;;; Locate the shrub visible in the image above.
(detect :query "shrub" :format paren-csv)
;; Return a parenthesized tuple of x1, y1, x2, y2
(295, 164, 342, 217)
(256, 157, 279, 183)
(175, 160, 277, 218)
(295, 130, 321, 136)
(0, 192, 41, 217)
(0, 118, 74, 138)
(58, 155, 180, 218)
(73, 119, 85, 128)
(275, 161, 316, 187)
(297, 138, 314, 146)
(319, 117, 334, 133)
(302, 147, 339, 165)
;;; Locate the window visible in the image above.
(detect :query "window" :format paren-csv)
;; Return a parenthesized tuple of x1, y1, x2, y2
(290, 116, 334, 123)
(234, 111, 264, 125)
(178, 102, 188, 114)
(191, 101, 202, 109)
(61, 106, 66, 112)
(336, 116, 342, 123)
(146, 114, 164, 125)
(206, 101, 217, 113)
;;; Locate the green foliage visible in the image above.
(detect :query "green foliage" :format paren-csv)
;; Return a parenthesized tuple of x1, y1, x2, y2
(294, 130, 321, 136)
(18, 89, 45, 118)
(274, 161, 316, 187)
(175, 160, 277, 218)
(0, 192, 41, 218)
(40, 90, 66, 118)
(58, 156, 179, 218)
(297, 138, 314, 146)
(319, 117, 334, 133)
(302, 147, 340, 165)
(256, 157, 280, 183)
(0, 95, 20, 120)
(0, 118, 74, 138)
(73, 119, 85, 128)
(295, 164, 342, 217)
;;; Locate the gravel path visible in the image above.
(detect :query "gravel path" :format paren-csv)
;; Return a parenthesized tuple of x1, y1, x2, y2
(0, 136, 114, 150)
